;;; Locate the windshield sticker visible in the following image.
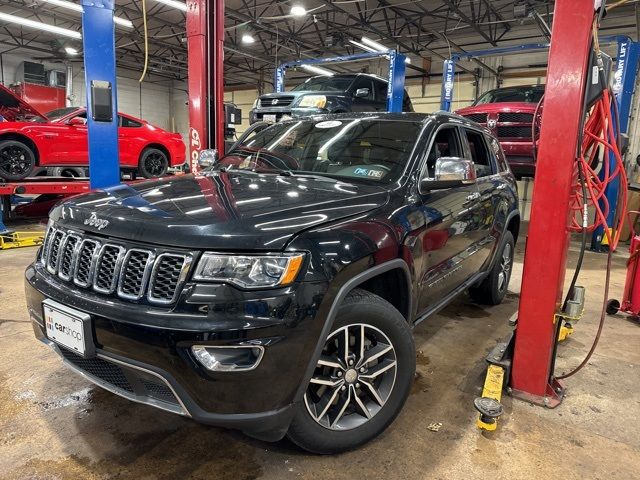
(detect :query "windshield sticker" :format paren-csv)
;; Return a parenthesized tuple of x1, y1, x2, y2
(315, 120, 342, 129)
(354, 168, 385, 179)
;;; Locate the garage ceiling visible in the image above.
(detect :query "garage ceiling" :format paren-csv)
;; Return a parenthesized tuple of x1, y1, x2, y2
(0, 0, 638, 88)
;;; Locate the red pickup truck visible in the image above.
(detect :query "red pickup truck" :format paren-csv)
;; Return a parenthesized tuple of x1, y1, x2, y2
(456, 85, 544, 178)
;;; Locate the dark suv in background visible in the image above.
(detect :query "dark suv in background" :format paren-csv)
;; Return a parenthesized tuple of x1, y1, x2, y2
(26, 112, 519, 454)
(249, 73, 414, 124)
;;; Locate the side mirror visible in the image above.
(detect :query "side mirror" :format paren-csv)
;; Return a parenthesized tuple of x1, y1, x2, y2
(68, 117, 86, 126)
(354, 88, 370, 98)
(198, 149, 219, 169)
(420, 157, 477, 191)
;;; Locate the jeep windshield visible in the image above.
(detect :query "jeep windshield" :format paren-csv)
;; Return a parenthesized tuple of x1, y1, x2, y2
(218, 118, 423, 183)
(291, 77, 354, 92)
(474, 86, 544, 105)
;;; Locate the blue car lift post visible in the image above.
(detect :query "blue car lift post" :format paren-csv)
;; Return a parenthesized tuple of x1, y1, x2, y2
(275, 50, 407, 113)
(0, 0, 120, 240)
(591, 38, 640, 251)
(81, 0, 120, 190)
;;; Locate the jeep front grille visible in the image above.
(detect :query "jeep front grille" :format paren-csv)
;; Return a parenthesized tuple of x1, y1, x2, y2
(42, 226, 191, 305)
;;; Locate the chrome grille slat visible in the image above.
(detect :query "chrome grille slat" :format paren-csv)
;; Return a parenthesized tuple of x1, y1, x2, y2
(42, 225, 190, 305)
(117, 249, 154, 301)
(58, 234, 81, 281)
(148, 253, 192, 304)
(46, 230, 65, 274)
(93, 244, 126, 294)
(73, 239, 100, 287)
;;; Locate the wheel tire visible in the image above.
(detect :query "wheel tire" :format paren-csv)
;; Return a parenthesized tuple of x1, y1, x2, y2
(606, 299, 620, 315)
(138, 148, 168, 179)
(469, 231, 515, 305)
(47, 167, 88, 178)
(287, 289, 415, 454)
(0, 140, 36, 181)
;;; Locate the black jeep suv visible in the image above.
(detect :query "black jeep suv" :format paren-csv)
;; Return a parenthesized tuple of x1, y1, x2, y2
(249, 73, 413, 124)
(26, 112, 519, 454)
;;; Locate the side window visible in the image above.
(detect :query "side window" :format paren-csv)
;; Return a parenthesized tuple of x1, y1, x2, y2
(464, 129, 495, 178)
(353, 77, 374, 101)
(424, 126, 463, 178)
(121, 116, 142, 128)
(374, 80, 388, 103)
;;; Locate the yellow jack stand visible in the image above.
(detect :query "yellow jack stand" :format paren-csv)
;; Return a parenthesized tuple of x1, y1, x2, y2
(475, 364, 506, 431)
(0, 231, 45, 250)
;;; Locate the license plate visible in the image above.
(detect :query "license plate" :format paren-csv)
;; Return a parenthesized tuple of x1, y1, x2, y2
(43, 300, 93, 357)
(263, 114, 277, 123)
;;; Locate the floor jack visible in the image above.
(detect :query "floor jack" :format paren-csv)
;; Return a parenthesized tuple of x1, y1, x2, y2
(606, 211, 640, 320)
(474, 286, 586, 431)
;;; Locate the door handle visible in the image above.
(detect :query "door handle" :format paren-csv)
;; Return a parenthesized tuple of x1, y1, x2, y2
(466, 192, 481, 202)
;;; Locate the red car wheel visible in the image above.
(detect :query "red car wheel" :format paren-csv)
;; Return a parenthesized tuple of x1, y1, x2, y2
(138, 148, 169, 178)
(0, 140, 36, 181)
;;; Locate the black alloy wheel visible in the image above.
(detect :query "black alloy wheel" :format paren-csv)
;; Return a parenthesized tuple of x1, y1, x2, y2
(0, 140, 36, 181)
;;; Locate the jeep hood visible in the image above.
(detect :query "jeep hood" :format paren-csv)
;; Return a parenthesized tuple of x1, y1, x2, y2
(50, 172, 389, 250)
(0, 83, 47, 122)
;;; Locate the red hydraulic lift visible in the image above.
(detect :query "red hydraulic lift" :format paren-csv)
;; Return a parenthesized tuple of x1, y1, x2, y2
(510, 0, 600, 406)
(186, 0, 225, 173)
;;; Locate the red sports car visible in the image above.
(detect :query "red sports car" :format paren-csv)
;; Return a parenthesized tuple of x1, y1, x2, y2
(0, 84, 186, 181)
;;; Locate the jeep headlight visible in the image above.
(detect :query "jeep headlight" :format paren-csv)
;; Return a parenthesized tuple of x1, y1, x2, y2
(252, 98, 259, 108)
(193, 253, 305, 288)
(298, 95, 327, 108)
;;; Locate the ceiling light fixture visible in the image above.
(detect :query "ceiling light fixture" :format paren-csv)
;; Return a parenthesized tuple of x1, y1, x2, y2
(301, 64, 334, 76)
(40, 0, 133, 28)
(0, 12, 81, 39)
(361, 36, 389, 53)
(65, 46, 79, 55)
(290, 5, 307, 16)
(153, 0, 188, 12)
(349, 40, 378, 53)
(241, 33, 255, 44)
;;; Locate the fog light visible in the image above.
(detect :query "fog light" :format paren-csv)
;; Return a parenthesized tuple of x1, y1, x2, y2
(191, 345, 264, 372)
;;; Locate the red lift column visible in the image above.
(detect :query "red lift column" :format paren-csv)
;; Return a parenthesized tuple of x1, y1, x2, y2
(186, 0, 225, 173)
(510, 0, 595, 406)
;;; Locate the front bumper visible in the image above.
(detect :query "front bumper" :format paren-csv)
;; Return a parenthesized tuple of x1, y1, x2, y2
(26, 262, 329, 441)
(249, 107, 327, 124)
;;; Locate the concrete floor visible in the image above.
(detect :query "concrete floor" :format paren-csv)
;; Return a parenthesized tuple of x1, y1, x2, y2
(1, 230, 639, 480)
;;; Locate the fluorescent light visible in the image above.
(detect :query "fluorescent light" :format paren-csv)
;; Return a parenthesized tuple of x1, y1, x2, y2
(290, 5, 306, 16)
(65, 46, 79, 55)
(241, 33, 255, 44)
(153, 0, 188, 12)
(40, 0, 134, 28)
(301, 64, 334, 76)
(349, 40, 378, 53)
(361, 36, 389, 53)
(0, 12, 81, 39)
(43, 0, 82, 12)
(113, 17, 134, 28)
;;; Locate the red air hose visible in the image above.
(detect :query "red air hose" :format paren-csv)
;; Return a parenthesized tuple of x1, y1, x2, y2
(568, 89, 628, 249)
(556, 88, 628, 380)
